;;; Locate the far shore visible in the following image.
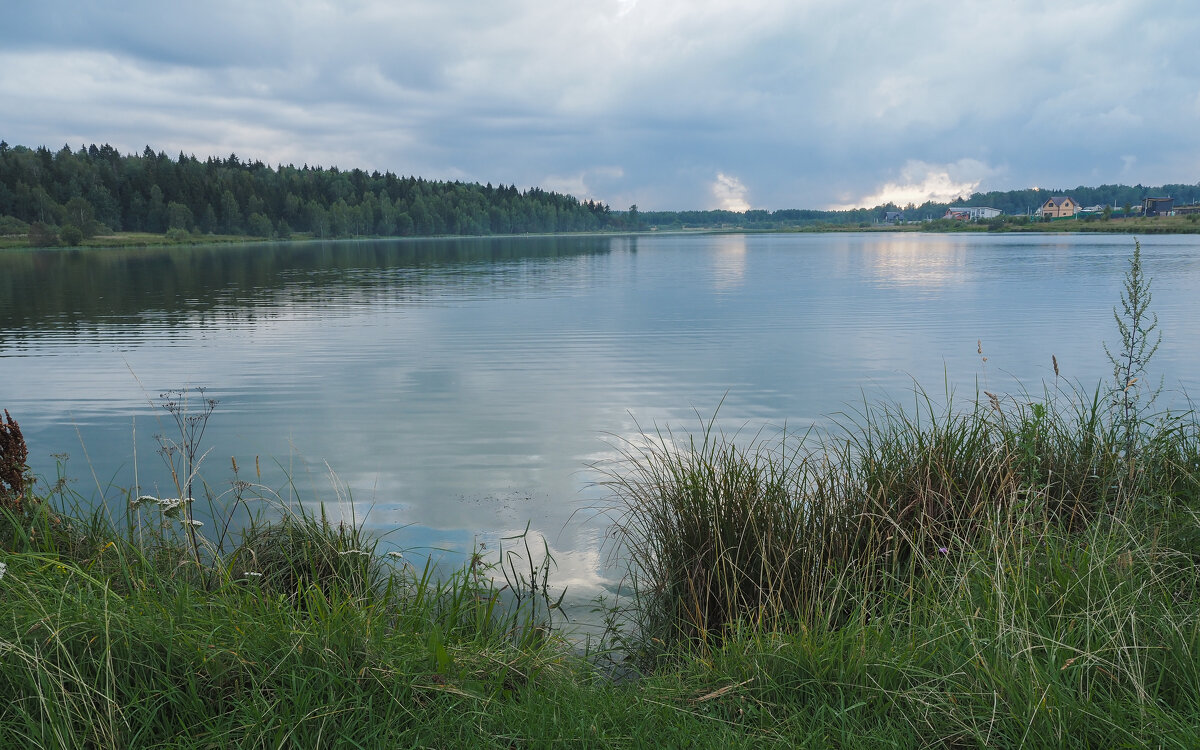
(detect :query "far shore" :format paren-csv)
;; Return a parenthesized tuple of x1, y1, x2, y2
(3, 214, 1200, 251)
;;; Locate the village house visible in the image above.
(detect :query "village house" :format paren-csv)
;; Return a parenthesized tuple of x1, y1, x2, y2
(1142, 197, 1174, 217)
(1039, 196, 1078, 219)
(942, 206, 1002, 221)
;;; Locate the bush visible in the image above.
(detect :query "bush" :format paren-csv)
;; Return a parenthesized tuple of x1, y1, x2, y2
(247, 212, 273, 238)
(27, 221, 57, 247)
(0, 215, 30, 236)
(59, 224, 83, 246)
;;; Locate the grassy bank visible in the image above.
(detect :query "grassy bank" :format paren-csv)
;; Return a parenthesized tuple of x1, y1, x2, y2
(0, 231, 312, 251)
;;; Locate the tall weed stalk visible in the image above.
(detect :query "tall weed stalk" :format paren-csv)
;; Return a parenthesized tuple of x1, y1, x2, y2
(1104, 239, 1162, 462)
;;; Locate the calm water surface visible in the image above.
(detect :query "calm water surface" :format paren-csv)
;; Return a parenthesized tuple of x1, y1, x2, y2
(3, 232, 1199, 614)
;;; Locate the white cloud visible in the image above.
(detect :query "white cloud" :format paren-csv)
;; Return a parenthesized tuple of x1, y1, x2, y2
(832, 159, 999, 210)
(542, 167, 624, 202)
(711, 172, 751, 212)
(614, 0, 640, 19)
(541, 174, 590, 199)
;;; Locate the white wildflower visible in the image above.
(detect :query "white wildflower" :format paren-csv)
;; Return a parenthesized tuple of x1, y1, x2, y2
(131, 495, 158, 509)
(183, 519, 203, 528)
(337, 549, 371, 557)
(243, 571, 263, 578)
(0, 560, 7, 581)
(387, 551, 404, 559)
(158, 497, 192, 512)
(132, 495, 193, 513)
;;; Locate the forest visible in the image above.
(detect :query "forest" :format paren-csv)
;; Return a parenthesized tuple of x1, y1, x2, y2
(0, 142, 621, 244)
(1, 141, 1198, 244)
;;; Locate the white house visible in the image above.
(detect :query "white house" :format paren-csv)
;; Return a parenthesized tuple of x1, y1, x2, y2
(943, 206, 1002, 221)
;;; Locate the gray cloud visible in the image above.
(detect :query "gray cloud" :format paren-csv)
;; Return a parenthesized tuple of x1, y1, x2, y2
(2, 0, 1198, 209)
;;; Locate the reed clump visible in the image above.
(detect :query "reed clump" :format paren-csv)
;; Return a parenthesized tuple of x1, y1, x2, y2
(601, 381, 1199, 659)
(600, 420, 832, 646)
(230, 510, 381, 604)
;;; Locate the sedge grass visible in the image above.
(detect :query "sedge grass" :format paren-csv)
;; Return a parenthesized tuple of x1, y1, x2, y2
(599, 381, 1198, 657)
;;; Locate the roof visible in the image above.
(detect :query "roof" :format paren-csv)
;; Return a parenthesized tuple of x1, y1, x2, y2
(1045, 196, 1074, 207)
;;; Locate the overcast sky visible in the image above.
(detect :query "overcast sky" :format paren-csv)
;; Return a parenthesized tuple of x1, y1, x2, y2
(3, 1, 1198, 211)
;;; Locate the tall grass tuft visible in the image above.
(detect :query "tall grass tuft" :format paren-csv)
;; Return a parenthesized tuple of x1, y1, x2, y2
(230, 508, 381, 604)
(600, 418, 835, 648)
(602, 379, 1198, 660)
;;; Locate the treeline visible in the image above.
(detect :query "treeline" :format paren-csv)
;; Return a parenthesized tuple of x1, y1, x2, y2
(2, 141, 1198, 244)
(640, 207, 876, 230)
(0, 142, 623, 244)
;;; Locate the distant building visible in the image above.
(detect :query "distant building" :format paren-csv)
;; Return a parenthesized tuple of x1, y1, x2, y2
(1040, 196, 1078, 219)
(1142, 197, 1174, 217)
(943, 206, 1001, 221)
(883, 211, 905, 224)
(1175, 203, 1200, 216)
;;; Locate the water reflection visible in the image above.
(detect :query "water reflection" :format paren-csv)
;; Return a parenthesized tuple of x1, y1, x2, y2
(0, 235, 616, 337)
(711, 235, 747, 291)
(3, 232, 1200, 623)
(867, 235, 971, 289)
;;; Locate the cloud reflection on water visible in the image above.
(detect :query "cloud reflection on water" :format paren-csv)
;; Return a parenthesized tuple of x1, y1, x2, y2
(5, 233, 1200, 625)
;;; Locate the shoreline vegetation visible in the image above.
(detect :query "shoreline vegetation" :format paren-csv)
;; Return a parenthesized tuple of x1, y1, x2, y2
(3, 242, 1200, 746)
(5, 216, 1200, 253)
(3, 140, 1200, 251)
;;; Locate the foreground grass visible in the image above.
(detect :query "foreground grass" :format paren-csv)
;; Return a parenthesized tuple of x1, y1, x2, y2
(3, 381, 1200, 747)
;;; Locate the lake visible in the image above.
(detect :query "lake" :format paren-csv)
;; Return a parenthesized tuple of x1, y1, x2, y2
(3, 232, 1199, 615)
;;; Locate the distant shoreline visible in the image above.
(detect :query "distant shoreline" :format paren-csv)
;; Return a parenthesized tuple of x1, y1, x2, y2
(4, 214, 1200, 251)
